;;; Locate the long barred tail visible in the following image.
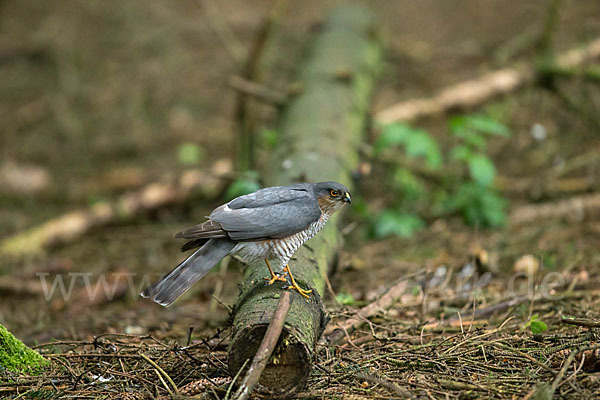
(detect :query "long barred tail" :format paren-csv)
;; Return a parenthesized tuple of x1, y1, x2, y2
(140, 238, 235, 306)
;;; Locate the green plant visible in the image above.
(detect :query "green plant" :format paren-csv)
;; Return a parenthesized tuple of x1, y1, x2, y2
(177, 142, 205, 165)
(335, 292, 356, 305)
(374, 123, 442, 169)
(373, 211, 425, 238)
(371, 114, 509, 238)
(225, 171, 261, 200)
(441, 115, 509, 227)
(523, 314, 548, 334)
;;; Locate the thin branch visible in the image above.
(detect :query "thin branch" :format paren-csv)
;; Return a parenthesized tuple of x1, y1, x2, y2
(233, 290, 291, 400)
(510, 192, 600, 226)
(326, 279, 411, 344)
(539, 64, 600, 84)
(535, 0, 565, 56)
(234, 0, 289, 171)
(375, 37, 600, 125)
(561, 315, 600, 328)
(196, 0, 246, 66)
(448, 294, 537, 321)
(229, 75, 287, 106)
(354, 372, 410, 397)
(551, 344, 600, 392)
(139, 353, 179, 395)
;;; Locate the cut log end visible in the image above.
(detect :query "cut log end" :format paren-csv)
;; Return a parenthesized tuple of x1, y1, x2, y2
(228, 280, 329, 395)
(229, 326, 311, 395)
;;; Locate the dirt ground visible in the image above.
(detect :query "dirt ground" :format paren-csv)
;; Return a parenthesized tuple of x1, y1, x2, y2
(1, 0, 600, 398)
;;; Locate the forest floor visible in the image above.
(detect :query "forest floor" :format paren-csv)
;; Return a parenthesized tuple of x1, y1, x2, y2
(1, 1, 600, 398)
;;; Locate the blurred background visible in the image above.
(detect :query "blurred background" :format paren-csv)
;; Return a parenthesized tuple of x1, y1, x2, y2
(1, 0, 600, 349)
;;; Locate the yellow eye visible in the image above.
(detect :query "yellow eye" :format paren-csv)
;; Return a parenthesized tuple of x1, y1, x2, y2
(330, 190, 339, 197)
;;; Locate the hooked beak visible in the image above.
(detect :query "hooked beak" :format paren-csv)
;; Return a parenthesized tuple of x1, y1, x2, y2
(343, 192, 352, 204)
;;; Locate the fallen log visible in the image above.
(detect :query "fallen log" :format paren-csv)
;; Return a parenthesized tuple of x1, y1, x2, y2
(0, 160, 231, 258)
(510, 192, 600, 226)
(227, 4, 383, 397)
(233, 291, 291, 400)
(375, 37, 600, 125)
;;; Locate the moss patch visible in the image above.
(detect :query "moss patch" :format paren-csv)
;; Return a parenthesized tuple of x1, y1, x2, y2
(0, 324, 49, 375)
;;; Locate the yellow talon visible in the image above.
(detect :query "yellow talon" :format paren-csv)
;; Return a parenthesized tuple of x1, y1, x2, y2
(263, 259, 286, 285)
(283, 264, 312, 299)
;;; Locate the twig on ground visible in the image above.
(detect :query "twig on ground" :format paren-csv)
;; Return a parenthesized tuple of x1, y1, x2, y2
(0, 277, 45, 295)
(375, 37, 600, 125)
(488, 342, 555, 374)
(447, 294, 537, 321)
(551, 344, 600, 392)
(561, 315, 600, 328)
(510, 192, 600, 226)
(140, 353, 179, 395)
(225, 359, 249, 400)
(437, 378, 485, 392)
(354, 372, 410, 397)
(229, 75, 287, 106)
(539, 64, 600, 84)
(232, 290, 291, 400)
(326, 279, 411, 344)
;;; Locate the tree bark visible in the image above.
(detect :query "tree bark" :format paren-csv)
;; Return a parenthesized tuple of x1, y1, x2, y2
(227, 4, 383, 397)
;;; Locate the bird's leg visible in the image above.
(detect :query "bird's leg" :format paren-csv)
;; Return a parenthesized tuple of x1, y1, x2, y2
(283, 264, 312, 299)
(263, 259, 286, 285)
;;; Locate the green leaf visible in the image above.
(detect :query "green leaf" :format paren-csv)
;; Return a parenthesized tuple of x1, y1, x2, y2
(479, 190, 507, 227)
(374, 123, 413, 153)
(449, 145, 472, 162)
(526, 315, 548, 334)
(468, 154, 496, 186)
(464, 115, 509, 137)
(373, 211, 425, 238)
(411, 285, 421, 296)
(177, 142, 204, 165)
(392, 168, 425, 200)
(404, 130, 442, 169)
(441, 183, 507, 228)
(449, 115, 468, 135)
(260, 128, 279, 148)
(530, 320, 548, 334)
(335, 292, 356, 305)
(375, 123, 442, 169)
(461, 130, 488, 149)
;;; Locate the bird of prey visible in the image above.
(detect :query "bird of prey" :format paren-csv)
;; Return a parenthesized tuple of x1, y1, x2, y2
(141, 181, 351, 306)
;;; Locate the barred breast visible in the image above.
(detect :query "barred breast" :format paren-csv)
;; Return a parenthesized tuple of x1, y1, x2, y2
(232, 213, 330, 267)
(270, 213, 329, 266)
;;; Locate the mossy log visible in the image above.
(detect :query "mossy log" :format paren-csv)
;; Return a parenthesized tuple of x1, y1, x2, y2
(0, 324, 49, 376)
(228, 4, 383, 396)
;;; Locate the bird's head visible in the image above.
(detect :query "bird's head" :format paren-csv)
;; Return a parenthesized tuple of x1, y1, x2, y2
(313, 181, 351, 213)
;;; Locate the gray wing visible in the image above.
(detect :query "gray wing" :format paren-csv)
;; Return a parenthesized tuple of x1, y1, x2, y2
(174, 219, 228, 241)
(210, 184, 321, 241)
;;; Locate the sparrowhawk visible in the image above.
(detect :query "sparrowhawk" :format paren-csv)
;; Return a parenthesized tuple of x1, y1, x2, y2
(141, 181, 351, 306)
